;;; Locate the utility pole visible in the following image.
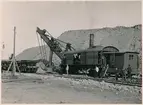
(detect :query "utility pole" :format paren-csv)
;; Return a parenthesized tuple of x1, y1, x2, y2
(12, 26, 16, 76)
(7, 26, 20, 77)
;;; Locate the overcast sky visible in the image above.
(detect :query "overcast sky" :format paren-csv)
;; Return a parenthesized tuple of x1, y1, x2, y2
(1, 1, 141, 59)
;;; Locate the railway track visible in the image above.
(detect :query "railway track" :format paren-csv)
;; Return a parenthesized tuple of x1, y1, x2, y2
(104, 79, 142, 87)
(53, 74, 142, 87)
(2, 72, 141, 87)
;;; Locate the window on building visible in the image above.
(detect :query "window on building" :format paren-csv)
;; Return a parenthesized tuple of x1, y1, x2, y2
(129, 55, 134, 60)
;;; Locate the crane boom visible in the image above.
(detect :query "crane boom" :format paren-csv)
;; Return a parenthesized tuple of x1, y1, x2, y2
(36, 27, 74, 60)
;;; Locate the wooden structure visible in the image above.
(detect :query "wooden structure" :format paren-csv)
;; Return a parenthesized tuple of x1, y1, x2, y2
(103, 51, 139, 75)
(6, 27, 20, 76)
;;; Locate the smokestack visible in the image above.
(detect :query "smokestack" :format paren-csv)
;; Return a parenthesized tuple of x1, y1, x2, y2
(89, 34, 94, 48)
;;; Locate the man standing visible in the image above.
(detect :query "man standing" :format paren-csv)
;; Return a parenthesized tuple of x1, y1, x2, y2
(93, 66, 99, 78)
(115, 68, 119, 81)
(98, 66, 102, 78)
(66, 64, 69, 75)
(127, 64, 132, 79)
(65, 43, 72, 51)
(96, 66, 99, 73)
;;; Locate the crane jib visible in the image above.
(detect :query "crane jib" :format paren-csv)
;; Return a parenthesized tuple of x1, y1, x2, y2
(36, 27, 65, 60)
(36, 27, 75, 60)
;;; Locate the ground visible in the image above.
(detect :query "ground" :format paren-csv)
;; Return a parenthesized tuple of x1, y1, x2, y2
(1, 73, 142, 104)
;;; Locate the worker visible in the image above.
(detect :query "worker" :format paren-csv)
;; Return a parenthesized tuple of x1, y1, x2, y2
(121, 69, 127, 81)
(73, 54, 77, 64)
(127, 64, 132, 79)
(98, 66, 102, 78)
(93, 66, 99, 78)
(51, 37, 54, 42)
(65, 43, 72, 51)
(96, 66, 99, 73)
(76, 53, 81, 64)
(115, 68, 119, 81)
(66, 64, 69, 75)
(101, 56, 106, 66)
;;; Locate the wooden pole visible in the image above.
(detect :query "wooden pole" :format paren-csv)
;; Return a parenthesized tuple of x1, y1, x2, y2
(6, 26, 20, 77)
(12, 27, 16, 76)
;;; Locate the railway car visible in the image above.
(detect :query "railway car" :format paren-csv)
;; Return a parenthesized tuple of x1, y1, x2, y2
(61, 45, 139, 77)
(1, 60, 39, 73)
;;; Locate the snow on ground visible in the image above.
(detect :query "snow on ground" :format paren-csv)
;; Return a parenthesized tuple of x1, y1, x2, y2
(2, 73, 142, 104)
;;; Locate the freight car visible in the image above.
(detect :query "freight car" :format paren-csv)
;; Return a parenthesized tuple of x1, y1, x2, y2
(1, 60, 39, 73)
(60, 45, 139, 77)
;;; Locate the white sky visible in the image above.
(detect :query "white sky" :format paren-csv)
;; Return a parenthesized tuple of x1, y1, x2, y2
(1, 1, 141, 59)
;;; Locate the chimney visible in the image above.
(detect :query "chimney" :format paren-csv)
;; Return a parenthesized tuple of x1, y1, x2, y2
(89, 34, 94, 48)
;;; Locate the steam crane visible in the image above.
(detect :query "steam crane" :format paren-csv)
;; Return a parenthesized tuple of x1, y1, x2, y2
(36, 27, 75, 69)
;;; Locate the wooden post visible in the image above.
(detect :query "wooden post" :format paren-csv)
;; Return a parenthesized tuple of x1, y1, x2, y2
(12, 27, 16, 76)
(7, 26, 20, 77)
(7, 27, 16, 76)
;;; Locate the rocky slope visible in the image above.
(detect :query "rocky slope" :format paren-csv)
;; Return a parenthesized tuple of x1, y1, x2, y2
(16, 24, 142, 68)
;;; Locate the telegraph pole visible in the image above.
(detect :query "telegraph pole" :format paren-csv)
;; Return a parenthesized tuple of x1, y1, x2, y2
(12, 26, 16, 76)
(7, 26, 20, 77)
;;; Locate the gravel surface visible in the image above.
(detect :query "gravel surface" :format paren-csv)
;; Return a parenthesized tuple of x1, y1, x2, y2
(2, 73, 142, 104)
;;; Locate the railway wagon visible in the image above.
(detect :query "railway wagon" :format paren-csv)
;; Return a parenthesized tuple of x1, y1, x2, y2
(1, 60, 39, 73)
(61, 45, 139, 76)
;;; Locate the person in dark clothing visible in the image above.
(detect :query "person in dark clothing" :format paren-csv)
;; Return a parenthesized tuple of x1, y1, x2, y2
(127, 64, 132, 79)
(98, 66, 102, 78)
(93, 66, 99, 78)
(51, 37, 54, 42)
(115, 68, 119, 81)
(65, 43, 72, 51)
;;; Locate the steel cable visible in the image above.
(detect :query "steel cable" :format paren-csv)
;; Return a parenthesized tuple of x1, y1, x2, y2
(39, 36, 44, 60)
(36, 32, 43, 59)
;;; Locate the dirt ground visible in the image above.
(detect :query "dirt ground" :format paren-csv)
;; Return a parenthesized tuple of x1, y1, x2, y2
(1, 73, 142, 104)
